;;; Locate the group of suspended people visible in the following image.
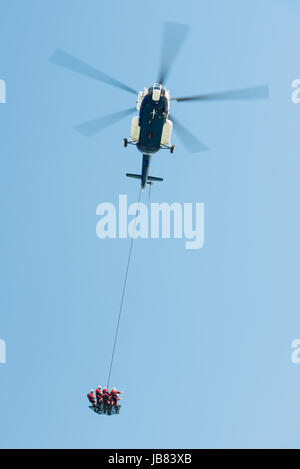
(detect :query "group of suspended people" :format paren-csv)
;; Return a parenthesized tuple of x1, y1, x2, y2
(87, 386, 122, 415)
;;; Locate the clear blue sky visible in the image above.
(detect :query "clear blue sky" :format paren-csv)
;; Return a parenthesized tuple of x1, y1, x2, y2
(1, 0, 300, 449)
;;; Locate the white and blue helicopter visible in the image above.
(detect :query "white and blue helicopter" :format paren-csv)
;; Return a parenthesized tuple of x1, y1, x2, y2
(50, 23, 269, 190)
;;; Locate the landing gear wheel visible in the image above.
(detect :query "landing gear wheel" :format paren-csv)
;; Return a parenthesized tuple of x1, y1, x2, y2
(124, 138, 128, 148)
(170, 144, 175, 154)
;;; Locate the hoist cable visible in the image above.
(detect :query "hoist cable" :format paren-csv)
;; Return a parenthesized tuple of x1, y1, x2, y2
(106, 187, 142, 388)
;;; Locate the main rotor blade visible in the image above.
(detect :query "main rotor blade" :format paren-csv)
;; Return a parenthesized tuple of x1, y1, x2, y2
(74, 107, 136, 137)
(158, 22, 190, 85)
(50, 49, 137, 95)
(171, 85, 269, 102)
(170, 115, 209, 154)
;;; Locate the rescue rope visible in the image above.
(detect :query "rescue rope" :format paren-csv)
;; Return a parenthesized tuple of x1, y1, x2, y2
(107, 187, 142, 388)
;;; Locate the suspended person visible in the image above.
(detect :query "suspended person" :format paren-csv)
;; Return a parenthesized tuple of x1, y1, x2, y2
(110, 387, 122, 413)
(102, 387, 110, 414)
(96, 386, 103, 411)
(87, 389, 96, 410)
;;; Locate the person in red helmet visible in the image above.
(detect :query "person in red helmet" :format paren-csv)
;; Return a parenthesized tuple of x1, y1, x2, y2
(110, 387, 122, 413)
(96, 386, 103, 411)
(87, 389, 96, 409)
(102, 387, 110, 414)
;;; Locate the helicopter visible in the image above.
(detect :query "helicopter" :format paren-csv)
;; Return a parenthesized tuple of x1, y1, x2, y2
(50, 22, 269, 190)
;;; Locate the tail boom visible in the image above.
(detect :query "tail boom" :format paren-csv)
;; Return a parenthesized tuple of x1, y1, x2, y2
(126, 154, 163, 189)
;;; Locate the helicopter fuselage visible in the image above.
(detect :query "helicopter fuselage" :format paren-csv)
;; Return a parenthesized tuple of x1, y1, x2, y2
(125, 84, 174, 189)
(136, 92, 169, 154)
